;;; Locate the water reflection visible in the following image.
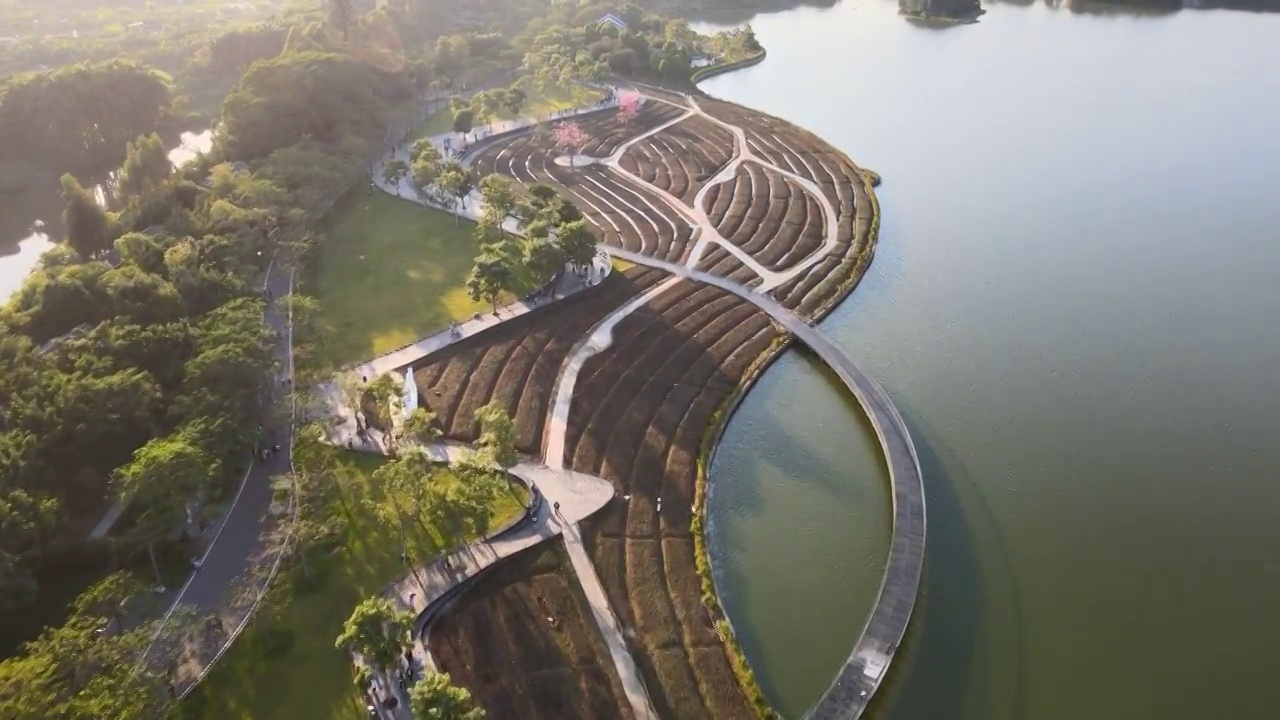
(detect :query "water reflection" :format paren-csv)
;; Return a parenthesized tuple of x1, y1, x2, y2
(0, 129, 211, 299)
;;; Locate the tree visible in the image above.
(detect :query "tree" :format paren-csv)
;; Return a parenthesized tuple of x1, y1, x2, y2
(473, 402, 517, 471)
(465, 253, 515, 313)
(409, 671, 485, 720)
(334, 597, 414, 673)
(470, 91, 501, 126)
(111, 427, 222, 583)
(503, 87, 526, 118)
(447, 455, 505, 538)
(412, 155, 440, 201)
(0, 489, 61, 612)
(472, 211, 505, 249)
(527, 183, 559, 209)
(617, 90, 642, 127)
(113, 232, 165, 275)
(523, 237, 565, 285)
(436, 162, 472, 220)
(367, 459, 420, 564)
(60, 174, 111, 259)
(401, 407, 441, 447)
(557, 218, 598, 270)
(0, 610, 181, 720)
(411, 138, 442, 167)
(118, 133, 171, 199)
(478, 174, 517, 223)
(452, 108, 475, 138)
(362, 373, 402, 434)
(552, 121, 592, 166)
(71, 571, 145, 632)
(382, 159, 410, 196)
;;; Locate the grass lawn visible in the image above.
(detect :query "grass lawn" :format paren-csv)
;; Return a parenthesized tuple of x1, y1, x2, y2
(315, 192, 540, 368)
(182, 450, 528, 720)
(413, 81, 605, 140)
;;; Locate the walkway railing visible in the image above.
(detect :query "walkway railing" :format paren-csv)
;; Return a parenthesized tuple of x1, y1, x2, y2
(609, 249, 926, 720)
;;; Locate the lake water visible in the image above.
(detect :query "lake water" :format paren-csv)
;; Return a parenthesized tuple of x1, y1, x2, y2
(699, 2, 1280, 719)
(0, 129, 212, 299)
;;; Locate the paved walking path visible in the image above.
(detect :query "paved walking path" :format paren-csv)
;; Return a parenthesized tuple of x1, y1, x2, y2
(345, 441, 656, 720)
(142, 256, 297, 675)
(346, 255, 612, 380)
(608, 248, 925, 720)
(558, 91, 843, 292)
(318, 253, 611, 453)
(371, 86, 922, 719)
(543, 275, 684, 469)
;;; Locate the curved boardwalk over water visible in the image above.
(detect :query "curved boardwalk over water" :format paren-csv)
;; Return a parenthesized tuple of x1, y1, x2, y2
(379, 86, 923, 718)
(611, 249, 926, 720)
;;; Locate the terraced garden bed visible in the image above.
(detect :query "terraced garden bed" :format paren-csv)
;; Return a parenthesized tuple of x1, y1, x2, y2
(428, 542, 636, 720)
(618, 114, 736, 204)
(411, 267, 666, 453)
(565, 280, 785, 719)
(698, 97, 876, 317)
(417, 88, 882, 720)
(472, 134, 696, 264)
(702, 163, 827, 274)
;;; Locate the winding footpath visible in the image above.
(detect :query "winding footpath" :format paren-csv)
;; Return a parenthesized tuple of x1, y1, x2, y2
(534, 92, 924, 719)
(363, 86, 924, 720)
(368, 443, 625, 719)
(608, 249, 926, 720)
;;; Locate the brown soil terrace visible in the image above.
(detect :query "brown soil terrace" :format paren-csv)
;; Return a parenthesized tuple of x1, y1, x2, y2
(421, 86, 889, 719)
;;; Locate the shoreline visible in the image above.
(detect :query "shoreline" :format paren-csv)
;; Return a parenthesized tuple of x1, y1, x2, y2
(689, 56, 889, 718)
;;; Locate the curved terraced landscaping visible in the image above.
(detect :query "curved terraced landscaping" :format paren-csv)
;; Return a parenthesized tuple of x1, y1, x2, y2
(694, 96, 878, 316)
(410, 268, 667, 453)
(565, 280, 784, 719)
(618, 115, 736, 204)
(702, 164, 826, 273)
(473, 132, 695, 264)
(428, 541, 637, 720)
(401, 82, 907, 720)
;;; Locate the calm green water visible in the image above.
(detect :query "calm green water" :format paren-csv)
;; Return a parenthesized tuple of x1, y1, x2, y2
(701, 3, 1280, 719)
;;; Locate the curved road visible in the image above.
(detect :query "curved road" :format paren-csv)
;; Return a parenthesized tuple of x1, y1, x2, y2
(609, 247, 926, 720)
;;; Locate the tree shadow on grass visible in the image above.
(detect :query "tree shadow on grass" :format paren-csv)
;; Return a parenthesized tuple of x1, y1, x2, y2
(315, 192, 548, 368)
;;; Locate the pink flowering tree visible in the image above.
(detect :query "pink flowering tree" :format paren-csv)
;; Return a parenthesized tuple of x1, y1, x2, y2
(617, 90, 642, 127)
(552, 121, 592, 167)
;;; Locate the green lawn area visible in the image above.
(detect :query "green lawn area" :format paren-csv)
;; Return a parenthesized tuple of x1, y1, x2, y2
(182, 451, 528, 720)
(412, 81, 605, 140)
(315, 192, 540, 368)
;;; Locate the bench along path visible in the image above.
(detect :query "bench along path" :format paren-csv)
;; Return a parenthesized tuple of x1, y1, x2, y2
(608, 248, 926, 720)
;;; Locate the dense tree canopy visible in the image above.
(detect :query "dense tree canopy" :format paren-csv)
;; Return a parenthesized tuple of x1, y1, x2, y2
(218, 50, 413, 162)
(409, 671, 486, 720)
(335, 596, 414, 673)
(0, 61, 172, 175)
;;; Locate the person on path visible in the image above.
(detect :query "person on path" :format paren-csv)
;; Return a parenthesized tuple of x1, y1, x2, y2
(553, 501, 561, 516)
